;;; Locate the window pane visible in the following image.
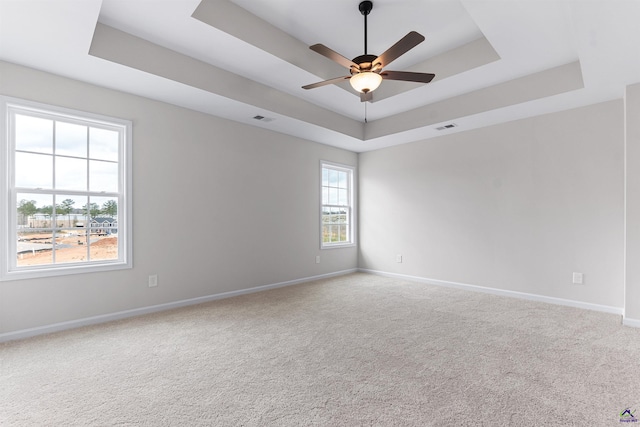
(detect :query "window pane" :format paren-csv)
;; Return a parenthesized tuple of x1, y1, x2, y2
(338, 188, 348, 206)
(322, 187, 329, 204)
(322, 168, 328, 187)
(15, 152, 52, 188)
(55, 121, 87, 157)
(329, 187, 338, 205)
(50, 194, 85, 264)
(322, 224, 331, 243)
(89, 160, 118, 192)
(74, 196, 89, 227)
(16, 193, 47, 230)
(17, 230, 53, 266)
(15, 114, 53, 154)
(17, 193, 53, 229)
(338, 171, 347, 189)
(330, 207, 340, 224)
(330, 225, 339, 242)
(339, 225, 347, 242)
(55, 156, 87, 191)
(329, 169, 338, 186)
(17, 192, 54, 266)
(90, 128, 119, 161)
(88, 196, 118, 262)
(16, 197, 38, 228)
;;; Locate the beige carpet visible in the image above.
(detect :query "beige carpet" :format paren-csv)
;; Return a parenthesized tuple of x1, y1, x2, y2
(1, 273, 639, 426)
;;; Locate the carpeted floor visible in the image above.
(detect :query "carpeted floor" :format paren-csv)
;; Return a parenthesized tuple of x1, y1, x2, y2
(1, 273, 639, 426)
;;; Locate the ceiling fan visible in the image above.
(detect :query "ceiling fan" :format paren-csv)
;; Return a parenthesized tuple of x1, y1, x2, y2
(302, 0, 436, 102)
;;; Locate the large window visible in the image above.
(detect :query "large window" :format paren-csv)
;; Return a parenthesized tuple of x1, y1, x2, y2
(321, 162, 355, 248)
(1, 97, 132, 280)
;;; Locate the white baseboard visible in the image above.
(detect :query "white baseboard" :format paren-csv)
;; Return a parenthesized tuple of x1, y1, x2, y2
(0, 268, 358, 343)
(359, 268, 625, 316)
(623, 317, 640, 328)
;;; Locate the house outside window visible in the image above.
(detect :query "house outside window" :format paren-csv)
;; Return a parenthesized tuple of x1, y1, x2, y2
(321, 161, 355, 248)
(0, 96, 132, 280)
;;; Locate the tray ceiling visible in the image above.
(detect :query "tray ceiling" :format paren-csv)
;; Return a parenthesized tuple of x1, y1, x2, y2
(1, 0, 639, 152)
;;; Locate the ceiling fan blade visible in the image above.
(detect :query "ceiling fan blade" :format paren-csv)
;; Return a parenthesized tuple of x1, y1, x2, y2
(360, 91, 373, 102)
(302, 75, 351, 90)
(310, 44, 359, 70)
(374, 31, 425, 69)
(381, 70, 435, 83)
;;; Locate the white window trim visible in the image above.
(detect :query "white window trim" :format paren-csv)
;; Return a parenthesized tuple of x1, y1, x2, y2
(0, 96, 133, 281)
(320, 160, 356, 249)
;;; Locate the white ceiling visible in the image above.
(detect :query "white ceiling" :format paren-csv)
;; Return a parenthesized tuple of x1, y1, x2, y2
(1, 0, 639, 152)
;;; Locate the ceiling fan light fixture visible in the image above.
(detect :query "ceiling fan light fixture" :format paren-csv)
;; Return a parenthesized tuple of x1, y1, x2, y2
(350, 71, 382, 94)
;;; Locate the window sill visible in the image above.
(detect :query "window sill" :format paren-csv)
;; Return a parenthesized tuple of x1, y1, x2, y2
(321, 242, 357, 250)
(1, 260, 132, 281)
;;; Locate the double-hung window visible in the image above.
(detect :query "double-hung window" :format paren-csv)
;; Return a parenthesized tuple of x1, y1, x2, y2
(0, 97, 132, 280)
(321, 162, 355, 248)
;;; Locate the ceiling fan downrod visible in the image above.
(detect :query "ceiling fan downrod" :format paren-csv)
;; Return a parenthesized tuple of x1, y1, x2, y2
(359, 1, 373, 55)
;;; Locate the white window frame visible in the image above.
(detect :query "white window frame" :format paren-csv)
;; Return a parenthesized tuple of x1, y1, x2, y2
(0, 96, 132, 281)
(320, 161, 356, 249)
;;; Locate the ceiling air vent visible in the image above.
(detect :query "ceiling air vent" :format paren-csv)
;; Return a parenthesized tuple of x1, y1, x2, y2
(253, 115, 275, 123)
(435, 123, 457, 131)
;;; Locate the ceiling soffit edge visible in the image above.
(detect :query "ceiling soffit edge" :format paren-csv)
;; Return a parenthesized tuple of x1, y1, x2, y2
(365, 61, 584, 139)
(88, 22, 364, 140)
(191, 0, 347, 89)
(88, 22, 584, 145)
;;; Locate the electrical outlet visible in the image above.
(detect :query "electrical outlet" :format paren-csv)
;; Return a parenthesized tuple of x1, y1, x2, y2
(572, 272, 583, 284)
(315, 255, 321, 264)
(396, 254, 402, 263)
(148, 274, 158, 287)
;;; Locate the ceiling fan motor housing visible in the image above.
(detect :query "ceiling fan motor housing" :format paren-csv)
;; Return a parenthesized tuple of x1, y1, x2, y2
(351, 54, 378, 74)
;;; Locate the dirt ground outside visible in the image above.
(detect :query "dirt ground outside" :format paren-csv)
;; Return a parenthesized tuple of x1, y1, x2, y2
(17, 233, 118, 266)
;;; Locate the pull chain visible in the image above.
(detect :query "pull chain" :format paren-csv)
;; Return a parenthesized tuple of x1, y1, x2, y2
(364, 101, 368, 123)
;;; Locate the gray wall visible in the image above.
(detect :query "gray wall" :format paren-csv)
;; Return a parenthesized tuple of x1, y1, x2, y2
(359, 100, 625, 309)
(1, 60, 635, 336)
(0, 61, 358, 335)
